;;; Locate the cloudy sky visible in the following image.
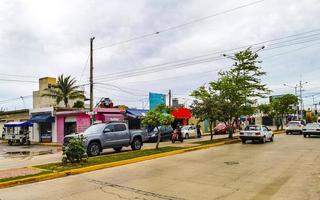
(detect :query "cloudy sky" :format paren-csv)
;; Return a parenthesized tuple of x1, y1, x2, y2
(0, 0, 319, 110)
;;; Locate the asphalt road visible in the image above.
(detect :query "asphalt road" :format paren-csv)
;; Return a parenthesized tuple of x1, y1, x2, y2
(1, 133, 320, 200)
(0, 134, 229, 170)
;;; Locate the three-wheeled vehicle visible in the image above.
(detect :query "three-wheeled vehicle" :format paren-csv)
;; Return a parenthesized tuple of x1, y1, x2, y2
(4, 121, 32, 145)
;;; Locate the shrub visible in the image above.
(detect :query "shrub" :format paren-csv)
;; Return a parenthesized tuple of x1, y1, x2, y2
(62, 136, 87, 163)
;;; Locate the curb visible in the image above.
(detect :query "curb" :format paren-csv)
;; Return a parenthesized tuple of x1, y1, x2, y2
(0, 138, 240, 189)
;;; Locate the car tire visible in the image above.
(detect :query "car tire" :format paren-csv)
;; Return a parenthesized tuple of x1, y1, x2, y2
(270, 135, 274, 142)
(87, 142, 101, 157)
(261, 137, 266, 144)
(241, 139, 246, 144)
(303, 134, 307, 138)
(8, 140, 13, 146)
(185, 133, 189, 139)
(131, 137, 142, 151)
(113, 147, 123, 152)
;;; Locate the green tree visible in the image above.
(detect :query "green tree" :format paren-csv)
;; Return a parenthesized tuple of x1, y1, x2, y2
(42, 75, 85, 108)
(271, 94, 299, 130)
(191, 86, 222, 141)
(258, 104, 272, 116)
(73, 100, 85, 108)
(209, 48, 270, 138)
(141, 104, 174, 149)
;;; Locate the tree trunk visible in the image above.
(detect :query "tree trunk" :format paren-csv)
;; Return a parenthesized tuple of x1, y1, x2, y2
(228, 120, 233, 139)
(156, 127, 161, 149)
(209, 121, 213, 141)
(280, 115, 284, 130)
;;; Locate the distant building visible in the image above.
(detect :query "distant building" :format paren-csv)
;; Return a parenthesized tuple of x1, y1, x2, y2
(0, 109, 30, 135)
(33, 77, 82, 109)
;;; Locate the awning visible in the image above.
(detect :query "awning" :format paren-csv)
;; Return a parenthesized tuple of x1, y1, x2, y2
(171, 108, 192, 119)
(28, 114, 54, 123)
(4, 121, 33, 128)
(126, 109, 148, 118)
(103, 114, 124, 122)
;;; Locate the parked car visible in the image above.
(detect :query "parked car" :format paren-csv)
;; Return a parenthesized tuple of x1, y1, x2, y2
(64, 122, 148, 157)
(302, 123, 320, 138)
(286, 120, 305, 134)
(181, 125, 196, 139)
(214, 123, 235, 134)
(240, 125, 274, 144)
(147, 125, 173, 142)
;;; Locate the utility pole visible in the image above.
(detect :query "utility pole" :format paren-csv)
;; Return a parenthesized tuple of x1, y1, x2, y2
(284, 83, 299, 119)
(298, 80, 308, 120)
(168, 89, 172, 107)
(90, 37, 95, 124)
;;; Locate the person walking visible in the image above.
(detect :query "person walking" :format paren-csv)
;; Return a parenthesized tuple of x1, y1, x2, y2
(196, 124, 201, 138)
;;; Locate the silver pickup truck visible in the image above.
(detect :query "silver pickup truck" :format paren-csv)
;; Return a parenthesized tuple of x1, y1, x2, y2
(64, 122, 148, 157)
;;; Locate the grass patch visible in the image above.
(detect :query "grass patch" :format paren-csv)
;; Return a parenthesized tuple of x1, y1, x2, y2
(36, 146, 183, 172)
(192, 137, 239, 145)
(0, 171, 51, 183)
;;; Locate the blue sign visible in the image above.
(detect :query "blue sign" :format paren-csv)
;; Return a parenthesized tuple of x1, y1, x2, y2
(149, 92, 166, 110)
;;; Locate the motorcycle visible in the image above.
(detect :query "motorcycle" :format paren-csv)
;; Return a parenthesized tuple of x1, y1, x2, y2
(171, 128, 183, 143)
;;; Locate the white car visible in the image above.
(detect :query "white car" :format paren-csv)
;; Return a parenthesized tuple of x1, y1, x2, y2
(286, 121, 305, 135)
(240, 125, 274, 144)
(302, 123, 320, 138)
(181, 125, 197, 139)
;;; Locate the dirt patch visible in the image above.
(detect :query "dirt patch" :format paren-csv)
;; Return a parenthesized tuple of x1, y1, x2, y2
(250, 176, 290, 200)
(0, 167, 42, 179)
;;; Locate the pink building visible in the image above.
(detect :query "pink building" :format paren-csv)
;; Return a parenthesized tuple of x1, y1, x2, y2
(55, 108, 124, 144)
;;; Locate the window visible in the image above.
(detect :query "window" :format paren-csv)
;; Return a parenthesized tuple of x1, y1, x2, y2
(105, 124, 115, 132)
(262, 126, 268, 131)
(115, 124, 126, 132)
(245, 125, 261, 131)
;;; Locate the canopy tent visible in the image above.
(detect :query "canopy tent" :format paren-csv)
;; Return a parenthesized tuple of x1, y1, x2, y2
(4, 121, 33, 128)
(126, 109, 148, 118)
(28, 114, 54, 123)
(170, 108, 192, 119)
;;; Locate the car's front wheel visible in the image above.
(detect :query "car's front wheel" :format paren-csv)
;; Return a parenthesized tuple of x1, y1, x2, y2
(185, 133, 189, 139)
(241, 139, 246, 144)
(87, 142, 101, 157)
(131, 137, 142, 150)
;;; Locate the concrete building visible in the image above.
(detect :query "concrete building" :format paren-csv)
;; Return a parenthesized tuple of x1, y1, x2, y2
(33, 77, 81, 108)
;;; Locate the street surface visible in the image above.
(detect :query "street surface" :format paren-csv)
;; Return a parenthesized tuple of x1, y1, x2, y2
(0, 134, 230, 170)
(1, 134, 320, 200)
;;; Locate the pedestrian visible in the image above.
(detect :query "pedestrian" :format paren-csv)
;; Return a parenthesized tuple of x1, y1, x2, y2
(196, 124, 201, 138)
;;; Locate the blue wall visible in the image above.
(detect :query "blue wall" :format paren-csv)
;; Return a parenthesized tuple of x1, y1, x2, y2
(149, 92, 166, 110)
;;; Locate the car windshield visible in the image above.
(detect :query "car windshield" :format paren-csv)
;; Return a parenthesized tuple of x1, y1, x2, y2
(84, 123, 106, 134)
(245, 125, 261, 131)
(305, 124, 320, 129)
(182, 126, 189, 130)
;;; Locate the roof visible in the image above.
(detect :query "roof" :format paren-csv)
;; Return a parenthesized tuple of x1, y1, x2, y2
(126, 109, 149, 118)
(0, 109, 29, 116)
(93, 108, 122, 113)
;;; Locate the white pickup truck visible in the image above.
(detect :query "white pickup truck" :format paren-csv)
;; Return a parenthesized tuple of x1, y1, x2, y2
(240, 125, 274, 144)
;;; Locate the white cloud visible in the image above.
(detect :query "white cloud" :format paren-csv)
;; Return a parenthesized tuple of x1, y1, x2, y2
(0, 0, 319, 109)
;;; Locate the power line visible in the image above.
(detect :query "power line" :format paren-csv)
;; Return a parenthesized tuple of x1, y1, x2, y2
(0, 79, 38, 83)
(94, 0, 265, 50)
(93, 28, 320, 81)
(0, 73, 38, 79)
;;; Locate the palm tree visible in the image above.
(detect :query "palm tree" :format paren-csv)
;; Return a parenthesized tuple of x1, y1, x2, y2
(42, 75, 85, 108)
